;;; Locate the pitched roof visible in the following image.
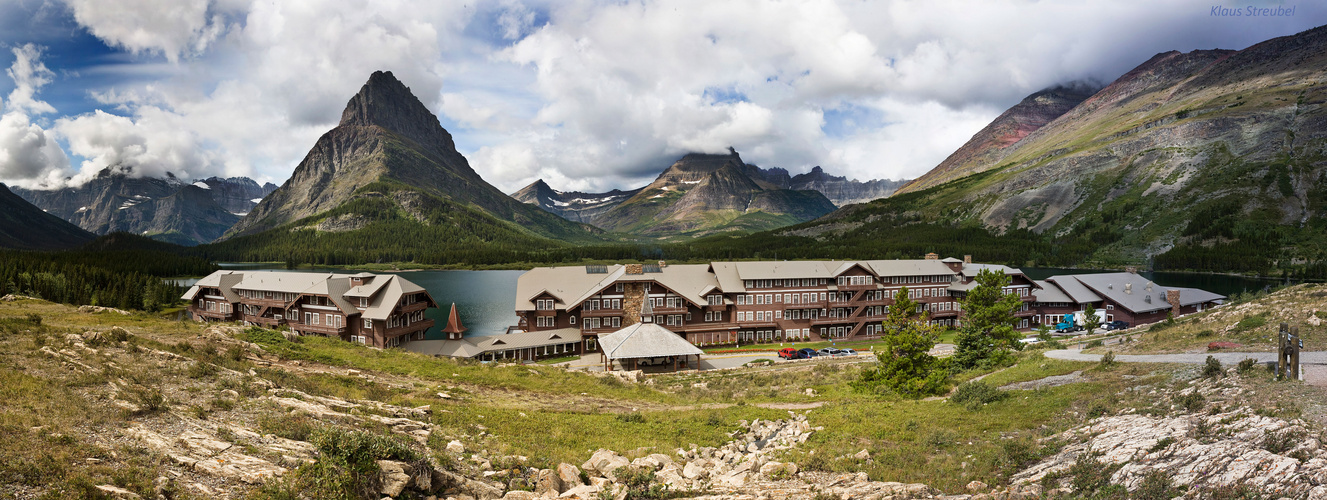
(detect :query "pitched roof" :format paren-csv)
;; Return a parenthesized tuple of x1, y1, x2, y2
(1070, 273, 1226, 314)
(180, 270, 433, 319)
(403, 328, 583, 358)
(1045, 276, 1103, 303)
(1031, 280, 1075, 303)
(599, 322, 703, 360)
(865, 259, 957, 277)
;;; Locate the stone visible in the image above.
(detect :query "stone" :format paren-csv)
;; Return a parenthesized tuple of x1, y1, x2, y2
(447, 440, 465, 454)
(682, 461, 708, 480)
(94, 485, 142, 499)
(759, 461, 797, 479)
(556, 463, 584, 490)
(967, 480, 988, 492)
(558, 484, 602, 499)
(378, 460, 413, 497)
(533, 468, 562, 497)
(582, 449, 629, 478)
(502, 492, 536, 500)
(438, 392, 453, 399)
(630, 456, 661, 470)
(854, 449, 871, 460)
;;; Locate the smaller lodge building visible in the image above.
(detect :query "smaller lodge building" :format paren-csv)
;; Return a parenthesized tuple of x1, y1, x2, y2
(183, 270, 437, 349)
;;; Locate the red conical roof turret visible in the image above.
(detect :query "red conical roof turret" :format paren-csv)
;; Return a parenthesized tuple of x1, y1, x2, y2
(442, 303, 466, 336)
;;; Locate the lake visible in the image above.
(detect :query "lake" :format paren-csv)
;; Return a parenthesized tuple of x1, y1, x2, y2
(172, 264, 1292, 340)
(174, 264, 521, 339)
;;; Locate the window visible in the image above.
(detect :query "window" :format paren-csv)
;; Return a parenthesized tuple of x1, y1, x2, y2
(611, 317, 621, 328)
(1106, 305, 1114, 310)
(616, 283, 624, 292)
(363, 318, 372, 329)
(359, 297, 368, 307)
(536, 299, 554, 310)
(775, 310, 782, 319)
(570, 316, 577, 325)
(586, 338, 597, 351)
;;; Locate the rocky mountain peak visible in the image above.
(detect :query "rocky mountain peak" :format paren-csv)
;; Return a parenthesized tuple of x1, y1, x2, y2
(338, 70, 454, 151)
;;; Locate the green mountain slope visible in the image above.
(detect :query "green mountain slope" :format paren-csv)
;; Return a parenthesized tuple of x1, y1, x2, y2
(770, 25, 1327, 277)
(0, 183, 95, 250)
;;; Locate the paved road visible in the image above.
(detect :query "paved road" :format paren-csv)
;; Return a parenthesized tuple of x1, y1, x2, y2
(1044, 349, 1327, 365)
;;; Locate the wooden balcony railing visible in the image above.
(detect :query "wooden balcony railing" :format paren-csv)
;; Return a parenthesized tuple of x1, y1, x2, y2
(293, 323, 346, 336)
(385, 319, 434, 337)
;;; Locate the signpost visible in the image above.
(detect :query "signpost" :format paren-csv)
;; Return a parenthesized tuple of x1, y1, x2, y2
(1278, 323, 1301, 381)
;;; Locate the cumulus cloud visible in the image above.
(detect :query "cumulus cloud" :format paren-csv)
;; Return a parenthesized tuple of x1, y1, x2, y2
(7, 0, 1323, 195)
(63, 0, 224, 62)
(0, 44, 70, 188)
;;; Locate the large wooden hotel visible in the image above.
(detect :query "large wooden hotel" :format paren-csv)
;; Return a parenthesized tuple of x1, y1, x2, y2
(513, 255, 1225, 358)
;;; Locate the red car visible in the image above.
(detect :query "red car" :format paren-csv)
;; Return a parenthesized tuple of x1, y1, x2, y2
(777, 348, 798, 359)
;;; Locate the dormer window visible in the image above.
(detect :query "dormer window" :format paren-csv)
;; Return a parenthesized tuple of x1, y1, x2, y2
(359, 297, 368, 307)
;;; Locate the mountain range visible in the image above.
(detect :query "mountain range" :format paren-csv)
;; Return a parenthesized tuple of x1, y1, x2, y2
(778, 24, 1327, 273)
(512, 149, 868, 237)
(12, 171, 275, 246)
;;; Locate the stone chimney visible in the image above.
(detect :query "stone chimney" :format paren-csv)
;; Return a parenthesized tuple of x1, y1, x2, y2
(963, 255, 972, 264)
(1126, 266, 1138, 274)
(1166, 289, 1181, 316)
(658, 260, 667, 268)
(1124, 283, 1132, 294)
(625, 264, 644, 275)
(925, 252, 939, 260)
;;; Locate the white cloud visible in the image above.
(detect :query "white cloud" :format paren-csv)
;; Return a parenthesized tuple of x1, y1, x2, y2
(55, 108, 226, 184)
(0, 44, 70, 188)
(63, 0, 223, 62)
(5, 44, 57, 115)
(8, 0, 1322, 196)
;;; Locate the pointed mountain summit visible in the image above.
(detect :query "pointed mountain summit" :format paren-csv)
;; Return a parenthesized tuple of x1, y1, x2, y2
(590, 149, 836, 236)
(223, 71, 596, 242)
(509, 179, 641, 225)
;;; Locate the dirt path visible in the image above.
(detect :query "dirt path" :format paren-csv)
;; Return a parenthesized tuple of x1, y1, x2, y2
(1045, 349, 1327, 385)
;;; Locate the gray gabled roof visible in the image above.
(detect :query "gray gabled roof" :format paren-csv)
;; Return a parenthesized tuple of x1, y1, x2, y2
(599, 322, 703, 360)
(1031, 280, 1074, 303)
(1071, 273, 1225, 314)
(865, 259, 957, 277)
(1045, 276, 1103, 304)
(181, 271, 244, 302)
(402, 328, 583, 358)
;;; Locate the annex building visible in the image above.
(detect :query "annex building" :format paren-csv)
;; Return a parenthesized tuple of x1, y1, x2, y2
(183, 270, 437, 349)
(513, 256, 1226, 357)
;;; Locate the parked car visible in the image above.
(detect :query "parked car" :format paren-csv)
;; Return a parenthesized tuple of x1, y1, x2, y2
(797, 348, 819, 359)
(1104, 320, 1130, 331)
(1019, 336, 1042, 344)
(836, 348, 857, 357)
(777, 348, 798, 359)
(818, 347, 840, 356)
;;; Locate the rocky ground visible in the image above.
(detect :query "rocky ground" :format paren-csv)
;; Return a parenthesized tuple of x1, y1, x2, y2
(7, 295, 1327, 500)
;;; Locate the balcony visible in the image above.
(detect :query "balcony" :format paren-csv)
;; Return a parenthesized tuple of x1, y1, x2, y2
(929, 309, 960, 318)
(651, 305, 688, 314)
(386, 318, 435, 337)
(243, 315, 281, 326)
(190, 307, 234, 320)
(241, 297, 290, 307)
(399, 301, 429, 314)
(294, 322, 346, 336)
(810, 316, 858, 326)
(581, 308, 622, 317)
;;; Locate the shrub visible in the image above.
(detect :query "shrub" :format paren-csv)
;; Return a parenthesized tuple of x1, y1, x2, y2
(1147, 436, 1176, 453)
(1099, 351, 1116, 368)
(1203, 356, 1223, 378)
(107, 327, 130, 342)
(1196, 329, 1215, 338)
(1084, 340, 1104, 349)
(187, 361, 219, 379)
(613, 466, 671, 500)
(1263, 429, 1303, 454)
(258, 414, 318, 442)
(125, 384, 168, 414)
(1237, 358, 1259, 374)
(616, 413, 646, 424)
(1067, 453, 1124, 497)
(1174, 392, 1206, 413)
(949, 380, 1007, 410)
(1133, 469, 1179, 500)
(291, 427, 425, 500)
(1232, 315, 1267, 333)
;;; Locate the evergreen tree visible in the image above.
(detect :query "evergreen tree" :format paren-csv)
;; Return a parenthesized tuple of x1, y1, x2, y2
(952, 269, 1023, 370)
(857, 286, 948, 397)
(1082, 303, 1101, 336)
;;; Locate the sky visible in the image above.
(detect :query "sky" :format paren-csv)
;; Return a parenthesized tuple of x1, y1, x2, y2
(0, 0, 1321, 194)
